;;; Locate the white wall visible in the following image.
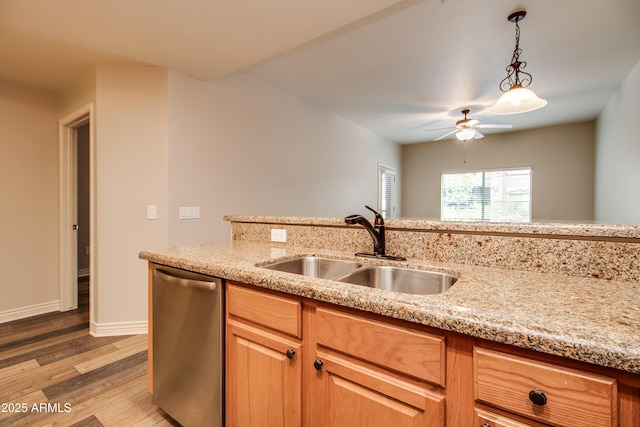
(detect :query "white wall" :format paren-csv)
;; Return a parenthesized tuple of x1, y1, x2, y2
(168, 72, 401, 245)
(402, 121, 596, 221)
(92, 65, 169, 328)
(596, 59, 640, 224)
(0, 81, 59, 316)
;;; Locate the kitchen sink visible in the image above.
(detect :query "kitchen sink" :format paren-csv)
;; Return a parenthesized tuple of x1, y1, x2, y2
(337, 265, 457, 295)
(262, 256, 363, 279)
(262, 256, 457, 295)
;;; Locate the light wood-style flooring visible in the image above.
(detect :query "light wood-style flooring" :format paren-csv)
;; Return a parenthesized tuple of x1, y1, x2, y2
(0, 278, 179, 426)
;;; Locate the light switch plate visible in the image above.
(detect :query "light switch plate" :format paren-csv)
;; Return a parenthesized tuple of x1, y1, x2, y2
(147, 205, 157, 219)
(271, 229, 287, 242)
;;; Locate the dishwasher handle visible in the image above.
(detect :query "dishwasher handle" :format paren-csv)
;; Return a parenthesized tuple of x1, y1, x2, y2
(153, 268, 218, 292)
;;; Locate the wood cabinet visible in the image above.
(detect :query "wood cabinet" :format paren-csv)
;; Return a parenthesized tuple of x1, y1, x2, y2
(226, 283, 303, 426)
(226, 282, 445, 427)
(474, 347, 617, 427)
(474, 408, 547, 427)
(225, 281, 640, 427)
(308, 306, 446, 427)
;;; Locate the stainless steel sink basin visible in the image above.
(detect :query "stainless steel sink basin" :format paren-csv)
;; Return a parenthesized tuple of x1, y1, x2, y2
(261, 256, 457, 295)
(262, 256, 362, 279)
(337, 266, 457, 295)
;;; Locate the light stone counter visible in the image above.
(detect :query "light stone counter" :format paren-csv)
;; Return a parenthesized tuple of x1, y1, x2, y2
(139, 240, 640, 374)
(226, 215, 640, 239)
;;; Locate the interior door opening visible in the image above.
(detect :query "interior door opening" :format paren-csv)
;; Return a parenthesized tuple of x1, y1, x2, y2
(59, 104, 93, 320)
(76, 123, 90, 316)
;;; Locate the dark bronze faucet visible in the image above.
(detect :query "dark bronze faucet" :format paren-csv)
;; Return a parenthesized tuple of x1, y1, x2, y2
(345, 205, 406, 261)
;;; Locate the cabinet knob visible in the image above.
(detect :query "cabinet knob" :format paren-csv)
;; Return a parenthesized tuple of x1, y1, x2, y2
(313, 359, 324, 371)
(528, 389, 547, 406)
(285, 349, 296, 359)
(480, 424, 491, 427)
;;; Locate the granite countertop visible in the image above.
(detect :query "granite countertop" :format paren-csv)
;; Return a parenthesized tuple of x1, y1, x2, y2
(225, 215, 640, 239)
(139, 240, 640, 374)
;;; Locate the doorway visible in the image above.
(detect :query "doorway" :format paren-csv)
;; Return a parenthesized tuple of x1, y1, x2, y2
(378, 164, 398, 219)
(76, 124, 90, 280)
(59, 104, 94, 319)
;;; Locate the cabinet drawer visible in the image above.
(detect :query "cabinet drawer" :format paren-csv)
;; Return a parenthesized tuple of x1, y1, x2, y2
(475, 408, 544, 427)
(315, 307, 445, 386)
(474, 347, 617, 427)
(227, 283, 302, 338)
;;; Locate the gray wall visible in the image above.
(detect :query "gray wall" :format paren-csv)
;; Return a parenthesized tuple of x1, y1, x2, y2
(0, 81, 59, 315)
(167, 72, 401, 246)
(401, 121, 595, 222)
(596, 59, 640, 224)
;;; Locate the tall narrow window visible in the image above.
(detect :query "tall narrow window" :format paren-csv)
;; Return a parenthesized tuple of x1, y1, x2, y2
(441, 168, 531, 222)
(378, 164, 397, 219)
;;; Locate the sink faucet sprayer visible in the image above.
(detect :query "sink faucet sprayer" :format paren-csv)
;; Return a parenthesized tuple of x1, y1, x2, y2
(345, 205, 406, 261)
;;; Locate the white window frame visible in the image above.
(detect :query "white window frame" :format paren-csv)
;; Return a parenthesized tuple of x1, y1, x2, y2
(441, 167, 532, 222)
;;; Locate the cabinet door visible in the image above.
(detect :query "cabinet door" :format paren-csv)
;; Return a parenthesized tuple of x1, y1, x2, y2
(227, 320, 302, 427)
(312, 351, 445, 427)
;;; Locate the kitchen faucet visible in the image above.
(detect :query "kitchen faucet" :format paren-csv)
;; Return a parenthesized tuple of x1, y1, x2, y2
(345, 205, 406, 261)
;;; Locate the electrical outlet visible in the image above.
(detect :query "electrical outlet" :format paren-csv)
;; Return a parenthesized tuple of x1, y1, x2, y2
(271, 229, 287, 243)
(271, 248, 286, 258)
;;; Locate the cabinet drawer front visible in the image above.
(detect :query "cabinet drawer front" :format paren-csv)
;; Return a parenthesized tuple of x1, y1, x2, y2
(315, 307, 445, 386)
(475, 408, 544, 427)
(227, 283, 302, 338)
(474, 347, 617, 427)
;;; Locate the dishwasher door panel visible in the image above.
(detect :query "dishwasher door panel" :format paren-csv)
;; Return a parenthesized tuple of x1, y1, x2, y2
(152, 265, 223, 427)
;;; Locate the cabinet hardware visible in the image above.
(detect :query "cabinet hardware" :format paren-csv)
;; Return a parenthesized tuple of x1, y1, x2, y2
(528, 388, 548, 406)
(313, 359, 324, 371)
(285, 349, 296, 359)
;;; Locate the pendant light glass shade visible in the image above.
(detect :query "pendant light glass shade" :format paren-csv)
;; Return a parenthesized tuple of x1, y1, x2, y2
(489, 85, 547, 114)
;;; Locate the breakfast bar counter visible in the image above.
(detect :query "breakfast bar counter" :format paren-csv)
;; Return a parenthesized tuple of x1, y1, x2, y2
(139, 239, 640, 375)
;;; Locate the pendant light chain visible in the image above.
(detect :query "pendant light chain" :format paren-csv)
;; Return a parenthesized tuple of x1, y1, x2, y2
(499, 13, 533, 92)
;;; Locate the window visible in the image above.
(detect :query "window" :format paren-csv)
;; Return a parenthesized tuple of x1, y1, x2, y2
(441, 168, 531, 222)
(378, 164, 397, 219)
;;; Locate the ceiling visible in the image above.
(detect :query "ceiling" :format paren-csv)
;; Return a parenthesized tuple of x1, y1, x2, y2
(2, 0, 639, 144)
(0, 0, 404, 91)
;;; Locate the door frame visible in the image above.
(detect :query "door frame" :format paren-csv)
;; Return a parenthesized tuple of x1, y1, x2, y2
(59, 103, 94, 313)
(377, 163, 398, 219)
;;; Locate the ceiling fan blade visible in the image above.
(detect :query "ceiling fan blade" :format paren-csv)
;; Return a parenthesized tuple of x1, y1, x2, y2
(476, 123, 513, 129)
(434, 128, 459, 141)
(473, 130, 484, 139)
(424, 126, 456, 132)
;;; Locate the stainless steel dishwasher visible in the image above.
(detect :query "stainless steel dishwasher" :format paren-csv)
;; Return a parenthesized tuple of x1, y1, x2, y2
(151, 263, 224, 427)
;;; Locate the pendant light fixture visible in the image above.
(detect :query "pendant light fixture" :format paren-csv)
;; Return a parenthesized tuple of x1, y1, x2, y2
(489, 11, 547, 114)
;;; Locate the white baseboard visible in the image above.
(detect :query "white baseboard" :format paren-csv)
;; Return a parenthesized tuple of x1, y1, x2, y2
(90, 320, 148, 337)
(0, 301, 60, 324)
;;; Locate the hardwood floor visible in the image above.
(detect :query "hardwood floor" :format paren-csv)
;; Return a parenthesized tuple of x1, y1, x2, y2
(0, 278, 179, 426)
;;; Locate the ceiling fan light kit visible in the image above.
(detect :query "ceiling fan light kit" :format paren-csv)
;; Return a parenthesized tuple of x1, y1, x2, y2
(455, 128, 477, 141)
(431, 109, 513, 142)
(489, 10, 547, 115)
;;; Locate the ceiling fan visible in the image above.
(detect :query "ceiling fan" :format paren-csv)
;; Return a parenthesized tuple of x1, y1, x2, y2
(430, 109, 513, 141)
